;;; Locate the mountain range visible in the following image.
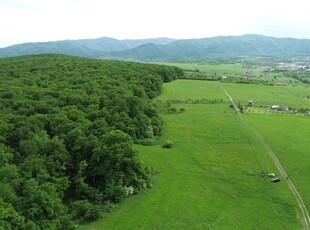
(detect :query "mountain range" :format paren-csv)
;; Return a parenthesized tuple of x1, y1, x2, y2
(1, 34, 310, 60)
(0, 37, 176, 58)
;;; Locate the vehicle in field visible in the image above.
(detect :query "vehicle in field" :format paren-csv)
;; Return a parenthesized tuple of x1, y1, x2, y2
(271, 177, 280, 182)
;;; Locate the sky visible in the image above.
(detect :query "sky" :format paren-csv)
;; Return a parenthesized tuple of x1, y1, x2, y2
(0, 0, 310, 48)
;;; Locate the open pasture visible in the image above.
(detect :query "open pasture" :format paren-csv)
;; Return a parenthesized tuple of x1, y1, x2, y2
(160, 62, 303, 85)
(223, 83, 310, 110)
(160, 62, 257, 77)
(159, 80, 227, 101)
(243, 113, 310, 216)
(81, 80, 302, 229)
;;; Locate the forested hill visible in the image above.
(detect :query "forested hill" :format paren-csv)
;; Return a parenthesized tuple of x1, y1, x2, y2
(0, 37, 176, 58)
(0, 54, 184, 229)
(3, 35, 310, 60)
(103, 34, 310, 61)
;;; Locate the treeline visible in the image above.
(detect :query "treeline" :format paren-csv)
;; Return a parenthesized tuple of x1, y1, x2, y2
(182, 73, 274, 85)
(0, 54, 184, 229)
(283, 70, 310, 84)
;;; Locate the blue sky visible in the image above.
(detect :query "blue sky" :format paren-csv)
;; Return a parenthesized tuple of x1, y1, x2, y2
(0, 0, 310, 47)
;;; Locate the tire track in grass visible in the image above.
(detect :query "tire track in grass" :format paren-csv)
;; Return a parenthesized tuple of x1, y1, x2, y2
(220, 83, 240, 114)
(255, 132, 310, 230)
(221, 83, 310, 229)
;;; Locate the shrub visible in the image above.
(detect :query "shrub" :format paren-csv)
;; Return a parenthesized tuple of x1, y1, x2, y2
(124, 186, 134, 197)
(136, 138, 156, 146)
(71, 200, 103, 222)
(162, 140, 174, 148)
(167, 107, 177, 113)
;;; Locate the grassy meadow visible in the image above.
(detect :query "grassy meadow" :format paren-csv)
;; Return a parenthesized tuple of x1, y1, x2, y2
(158, 62, 250, 76)
(80, 80, 303, 229)
(243, 111, 310, 213)
(223, 83, 310, 109)
(160, 62, 303, 85)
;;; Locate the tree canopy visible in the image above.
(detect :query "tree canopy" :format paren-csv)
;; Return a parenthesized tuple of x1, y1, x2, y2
(0, 54, 184, 229)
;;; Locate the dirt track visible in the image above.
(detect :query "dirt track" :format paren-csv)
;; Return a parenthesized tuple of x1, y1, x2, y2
(221, 83, 310, 229)
(255, 132, 310, 230)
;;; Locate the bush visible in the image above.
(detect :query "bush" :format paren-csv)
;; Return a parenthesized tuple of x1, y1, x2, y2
(71, 200, 103, 222)
(124, 186, 134, 197)
(136, 138, 156, 146)
(162, 140, 174, 148)
(167, 107, 177, 113)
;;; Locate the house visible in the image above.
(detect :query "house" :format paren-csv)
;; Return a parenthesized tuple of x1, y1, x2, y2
(242, 70, 255, 78)
(271, 105, 289, 111)
(276, 82, 288, 86)
(271, 105, 280, 110)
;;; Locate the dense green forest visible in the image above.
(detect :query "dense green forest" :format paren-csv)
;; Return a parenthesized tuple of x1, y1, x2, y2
(0, 54, 184, 229)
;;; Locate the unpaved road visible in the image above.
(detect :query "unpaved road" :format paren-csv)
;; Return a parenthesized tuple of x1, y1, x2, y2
(221, 84, 240, 114)
(255, 132, 310, 230)
(221, 83, 310, 229)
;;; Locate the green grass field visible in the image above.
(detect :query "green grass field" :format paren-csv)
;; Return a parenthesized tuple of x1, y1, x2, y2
(80, 80, 303, 229)
(243, 113, 310, 215)
(158, 80, 227, 101)
(158, 62, 250, 76)
(158, 62, 303, 84)
(223, 83, 310, 109)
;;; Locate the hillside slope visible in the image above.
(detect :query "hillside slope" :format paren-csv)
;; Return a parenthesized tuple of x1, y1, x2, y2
(103, 34, 310, 61)
(2, 34, 310, 60)
(0, 37, 176, 58)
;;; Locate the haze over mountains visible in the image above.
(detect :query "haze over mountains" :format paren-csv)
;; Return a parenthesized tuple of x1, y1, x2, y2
(1, 34, 310, 61)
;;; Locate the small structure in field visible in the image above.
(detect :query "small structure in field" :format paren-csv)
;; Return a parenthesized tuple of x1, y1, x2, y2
(271, 105, 289, 111)
(271, 105, 280, 110)
(268, 173, 275, 177)
(276, 82, 288, 86)
(247, 100, 254, 106)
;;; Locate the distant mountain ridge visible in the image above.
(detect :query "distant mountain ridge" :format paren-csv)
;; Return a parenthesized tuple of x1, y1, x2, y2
(0, 37, 176, 58)
(1, 34, 310, 60)
(103, 34, 310, 61)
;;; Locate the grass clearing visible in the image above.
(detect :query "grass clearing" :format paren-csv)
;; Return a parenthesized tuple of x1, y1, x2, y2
(80, 80, 302, 229)
(223, 83, 310, 109)
(159, 80, 227, 101)
(243, 113, 310, 213)
(157, 62, 256, 76)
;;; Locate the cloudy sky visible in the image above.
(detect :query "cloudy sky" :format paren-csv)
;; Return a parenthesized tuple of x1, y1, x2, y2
(0, 0, 310, 48)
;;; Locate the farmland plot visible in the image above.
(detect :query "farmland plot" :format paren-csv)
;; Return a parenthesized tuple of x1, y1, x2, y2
(81, 80, 301, 230)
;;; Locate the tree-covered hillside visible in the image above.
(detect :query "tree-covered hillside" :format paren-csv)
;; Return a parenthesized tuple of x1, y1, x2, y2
(0, 37, 176, 58)
(5, 35, 310, 61)
(0, 54, 184, 229)
(103, 34, 310, 61)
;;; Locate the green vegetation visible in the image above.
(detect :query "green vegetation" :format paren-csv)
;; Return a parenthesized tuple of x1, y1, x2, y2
(0, 37, 176, 58)
(158, 60, 308, 87)
(101, 34, 310, 61)
(4, 35, 310, 61)
(223, 83, 310, 110)
(81, 80, 302, 229)
(0, 54, 183, 229)
(2, 55, 309, 229)
(162, 140, 174, 148)
(158, 62, 250, 76)
(243, 114, 310, 211)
